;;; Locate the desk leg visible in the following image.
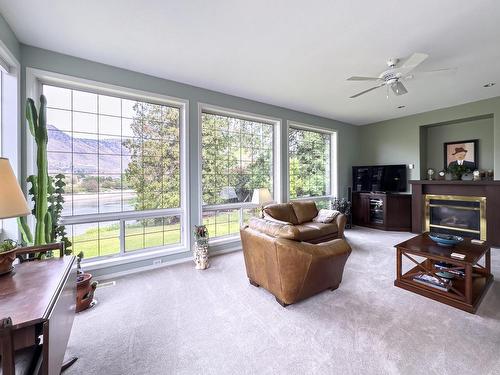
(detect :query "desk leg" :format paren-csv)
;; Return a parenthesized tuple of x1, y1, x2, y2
(61, 357, 78, 372)
(0, 318, 15, 375)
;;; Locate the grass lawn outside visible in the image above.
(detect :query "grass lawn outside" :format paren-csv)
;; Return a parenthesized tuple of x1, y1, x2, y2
(70, 208, 258, 259)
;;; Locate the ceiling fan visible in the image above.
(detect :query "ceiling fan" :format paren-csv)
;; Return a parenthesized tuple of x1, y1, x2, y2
(347, 53, 452, 99)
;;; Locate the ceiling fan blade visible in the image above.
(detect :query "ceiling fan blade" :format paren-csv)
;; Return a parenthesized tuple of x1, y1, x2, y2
(347, 76, 380, 81)
(417, 67, 457, 75)
(350, 84, 385, 98)
(391, 81, 408, 96)
(401, 53, 429, 70)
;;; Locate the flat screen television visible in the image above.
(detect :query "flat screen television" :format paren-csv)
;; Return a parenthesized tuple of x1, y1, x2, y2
(352, 165, 407, 193)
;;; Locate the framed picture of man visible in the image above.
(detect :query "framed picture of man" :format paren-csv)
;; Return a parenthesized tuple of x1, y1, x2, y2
(443, 139, 478, 170)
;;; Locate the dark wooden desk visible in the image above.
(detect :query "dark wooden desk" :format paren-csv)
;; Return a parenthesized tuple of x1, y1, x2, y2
(394, 233, 493, 313)
(0, 253, 76, 374)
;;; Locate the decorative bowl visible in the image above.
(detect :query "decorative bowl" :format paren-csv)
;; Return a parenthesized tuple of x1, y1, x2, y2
(429, 232, 463, 247)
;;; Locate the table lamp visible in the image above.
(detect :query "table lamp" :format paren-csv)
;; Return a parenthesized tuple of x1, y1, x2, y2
(0, 158, 30, 220)
(252, 188, 273, 218)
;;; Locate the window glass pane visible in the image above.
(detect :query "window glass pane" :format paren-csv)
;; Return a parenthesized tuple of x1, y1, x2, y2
(201, 113, 274, 206)
(122, 99, 137, 119)
(43, 83, 183, 259)
(99, 115, 121, 135)
(98, 95, 121, 116)
(44, 85, 71, 109)
(202, 209, 240, 238)
(98, 221, 120, 256)
(201, 112, 274, 238)
(48, 129, 72, 152)
(73, 132, 98, 153)
(73, 112, 98, 133)
(124, 215, 180, 252)
(47, 152, 71, 174)
(44, 85, 181, 214)
(73, 90, 97, 113)
(289, 127, 331, 199)
(47, 108, 71, 132)
(99, 192, 122, 213)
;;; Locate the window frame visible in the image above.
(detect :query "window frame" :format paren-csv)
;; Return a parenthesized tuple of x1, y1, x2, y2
(26, 68, 189, 261)
(286, 121, 338, 202)
(198, 103, 281, 243)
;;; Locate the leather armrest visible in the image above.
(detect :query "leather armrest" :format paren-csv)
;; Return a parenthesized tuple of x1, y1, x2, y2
(336, 214, 347, 238)
(262, 215, 293, 226)
(276, 237, 351, 258)
(247, 218, 299, 239)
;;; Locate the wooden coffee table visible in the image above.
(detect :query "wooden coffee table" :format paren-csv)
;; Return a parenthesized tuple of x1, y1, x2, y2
(394, 233, 493, 313)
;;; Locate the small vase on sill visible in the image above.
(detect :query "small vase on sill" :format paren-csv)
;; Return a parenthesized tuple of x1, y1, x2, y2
(193, 225, 210, 270)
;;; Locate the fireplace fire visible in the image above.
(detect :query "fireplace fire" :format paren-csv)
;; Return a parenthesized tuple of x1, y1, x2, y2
(424, 195, 486, 240)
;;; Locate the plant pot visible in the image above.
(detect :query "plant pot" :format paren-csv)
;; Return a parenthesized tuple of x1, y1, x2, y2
(0, 248, 17, 275)
(76, 272, 98, 313)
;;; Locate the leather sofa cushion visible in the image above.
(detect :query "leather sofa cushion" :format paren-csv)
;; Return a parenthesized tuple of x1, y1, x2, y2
(248, 218, 299, 239)
(291, 201, 319, 224)
(263, 203, 298, 225)
(294, 222, 338, 242)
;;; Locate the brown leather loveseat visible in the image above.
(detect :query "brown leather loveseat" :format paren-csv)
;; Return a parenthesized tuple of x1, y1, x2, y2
(263, 201, 347, 243)
(240, 201, 351, 306)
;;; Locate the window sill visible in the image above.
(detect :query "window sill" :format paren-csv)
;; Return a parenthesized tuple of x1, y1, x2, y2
(82, 245, 188, 271)
(208, 235, 241, 246)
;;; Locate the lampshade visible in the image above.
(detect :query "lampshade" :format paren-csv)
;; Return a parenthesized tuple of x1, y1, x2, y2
(0, 158, 30, 219)
(251, 188, 273, 205)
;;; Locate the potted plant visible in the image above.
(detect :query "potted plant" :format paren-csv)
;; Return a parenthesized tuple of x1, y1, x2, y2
(331, 198, 352, 229)
(0, 239, 18, 275)
(75, 252, 98, 312)
(446, 164, 471, 180)
(17, 95, 72, 258)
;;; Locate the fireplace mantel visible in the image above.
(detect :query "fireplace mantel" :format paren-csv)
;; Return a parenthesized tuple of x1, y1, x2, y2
(410, 180, 500, 246)
(410, 180, 500, 186)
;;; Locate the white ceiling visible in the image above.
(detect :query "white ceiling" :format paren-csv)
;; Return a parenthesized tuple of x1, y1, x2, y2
(1, 0, 500, 125)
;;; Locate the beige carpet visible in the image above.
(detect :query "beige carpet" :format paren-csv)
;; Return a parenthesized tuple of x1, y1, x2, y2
(64, 228, 500, 375)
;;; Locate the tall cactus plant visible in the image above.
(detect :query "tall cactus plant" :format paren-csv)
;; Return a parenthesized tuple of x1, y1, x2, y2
(18, 95, 71, 251)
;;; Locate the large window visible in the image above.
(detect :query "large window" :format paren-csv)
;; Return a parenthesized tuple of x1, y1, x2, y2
(288, 125, 335, 202)
(41, 81, 186, 259)
(201, 110, 276, 239)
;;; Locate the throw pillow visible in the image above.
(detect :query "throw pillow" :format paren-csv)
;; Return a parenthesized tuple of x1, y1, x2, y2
(312, 209, 340, 223)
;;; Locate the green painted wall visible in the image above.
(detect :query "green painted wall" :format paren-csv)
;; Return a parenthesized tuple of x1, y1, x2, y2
(0, 13, 20, 61)
(424, 116, 494, 172)
(358, 97, 500, 184)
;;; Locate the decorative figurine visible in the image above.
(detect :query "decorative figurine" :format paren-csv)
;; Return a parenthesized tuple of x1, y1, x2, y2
(473, 170, 481, 181)
(427, 168, 435, 180)
(193, 225, 210, 270)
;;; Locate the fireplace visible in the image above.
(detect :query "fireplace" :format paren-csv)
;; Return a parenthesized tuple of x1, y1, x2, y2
(424, 194, 486, 240)
(410, 181, 499, 246)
